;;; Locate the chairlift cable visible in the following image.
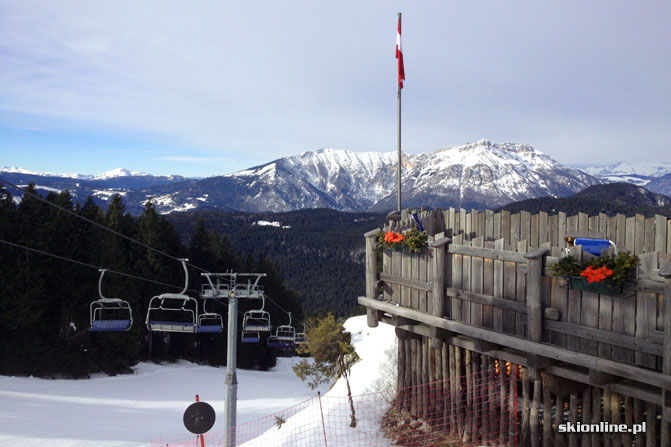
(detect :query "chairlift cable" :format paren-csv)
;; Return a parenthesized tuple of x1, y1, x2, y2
(0, 177, 208, 273)
(0, 238, 200, 293)
(1, 178, 305, 324)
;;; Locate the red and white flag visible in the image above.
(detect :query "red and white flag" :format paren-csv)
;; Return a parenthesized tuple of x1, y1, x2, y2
(396, 16, 405, 89)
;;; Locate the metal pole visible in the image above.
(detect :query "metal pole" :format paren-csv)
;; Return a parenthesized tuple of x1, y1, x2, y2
(397, 12, 402, 213)
(225, 294, 238, 447)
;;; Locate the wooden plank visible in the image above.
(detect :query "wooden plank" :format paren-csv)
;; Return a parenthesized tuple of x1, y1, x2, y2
(517, 240, 529, 338)
(526, 249, 545, 344)
(504, 252, 517, 335)
(472, 236, 484, 327)
(501, 210, 511, 248)
(483, 243, 495, 330)
(543, 377, 552, 447)
(401, 253, 411, 308)
(531, 213, 539, 248)
(452, 247, 464, 322)
(635, 214, 645, 255)
(549, 213, 558, 248)
(379, 272, 432, 292)
(636, 253, 658, 369)
(448, 244, 529, 263)
(580, 289, 599, 356)
(598, 292, 613, 360)
(478, 209, 486, 240)
(668, 218, 671, 254)
(550, 275, 568, 348)
(558, 212, 567, 249)
(464, 210, 477, 241)
(411, 253, 420, 310)
(486, 209, 494, 241)
(459, 208, 467, 240)
(511, 212, 521, 248)
(543, 320, 663, 356)
(462, 239, 472, 325)
(615, 214, 626, 252)
(567, 214, 578, 245)
(644, 217, 655, 254)
(494, 238, 505, 332)
(494, 212, 502, 241)
(383, 249, 392, 303)
(589, 215, 599, 235)
(655, 215, 667, 254)
(539, 211, 549, 245)
(607, 215, 617, 248)
(625, 216, 636, 253)
(420, 253, 429, 313)
(599, 213, 608, 242)
(578, 212, 589, 233)
(611, 293, 635, 364)
(445, 288, 528, 314)
(566, 246, 582, 352)
(521, 211, 531, 247)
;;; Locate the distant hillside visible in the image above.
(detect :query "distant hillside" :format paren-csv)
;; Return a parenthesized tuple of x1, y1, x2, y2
(497, 183, 671, 217)
(168, 209, 386, 317)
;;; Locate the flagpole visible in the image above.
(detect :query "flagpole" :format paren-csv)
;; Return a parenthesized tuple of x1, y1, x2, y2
(397, 12, 402, 213)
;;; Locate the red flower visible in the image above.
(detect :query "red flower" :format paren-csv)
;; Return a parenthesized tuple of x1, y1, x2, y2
(580, 265, 613, 283)
(384, 231, 405, 244)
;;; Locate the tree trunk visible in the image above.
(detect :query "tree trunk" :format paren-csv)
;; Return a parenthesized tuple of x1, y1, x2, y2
(341, 357, 357, 427)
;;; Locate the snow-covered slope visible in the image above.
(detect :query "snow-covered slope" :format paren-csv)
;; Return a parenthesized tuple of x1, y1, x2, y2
(0, 316, 396, 447)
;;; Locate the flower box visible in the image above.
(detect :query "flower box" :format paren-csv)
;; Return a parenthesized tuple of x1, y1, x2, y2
(567, 276, 621, 295)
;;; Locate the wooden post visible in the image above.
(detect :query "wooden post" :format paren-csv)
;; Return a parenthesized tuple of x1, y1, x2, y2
(430, 236, 450, 320)
(660, 263, 671, 424)
(365, 228, 381, 327)
(525, 247, 548, 380)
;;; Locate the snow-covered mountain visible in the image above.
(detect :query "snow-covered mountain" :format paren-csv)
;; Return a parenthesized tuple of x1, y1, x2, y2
(156, 140, 597, 213)
(2, 141, 603, 214)
(0, 167, 189, 210)
(578, 161, 671, 186)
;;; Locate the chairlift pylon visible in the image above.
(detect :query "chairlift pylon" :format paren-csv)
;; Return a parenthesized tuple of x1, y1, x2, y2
(89, 269, 133, 332)
(145, 259, 199, 333)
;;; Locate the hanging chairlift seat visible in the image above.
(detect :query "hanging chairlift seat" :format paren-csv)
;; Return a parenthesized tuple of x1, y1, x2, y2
(146, 293, 199, 333)
(294, 324, 306, 345)
(89, 269, 133, 332)
(241, 330, 260, 343)
(197, 313, 224, 333)
(275, 312, 296, 344)
(266, 333, 281, 348)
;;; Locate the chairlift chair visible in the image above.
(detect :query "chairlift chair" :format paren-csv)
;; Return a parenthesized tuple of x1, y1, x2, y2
(241, 330, 260, 343)
(89, 269, 133, 332)
(266, 332, 281, 348)
(197, 299, 223, 333)
(241, 294, 271, 332)
(275, 313, 296, 343)
(294, 323, 306, 345)
(145, 259, 199, 333)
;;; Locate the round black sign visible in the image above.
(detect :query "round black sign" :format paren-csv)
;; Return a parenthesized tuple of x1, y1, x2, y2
(183, 401, 216, 434)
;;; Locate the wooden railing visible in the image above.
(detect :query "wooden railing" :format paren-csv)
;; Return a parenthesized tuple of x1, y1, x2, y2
(361, 228, 671, 416)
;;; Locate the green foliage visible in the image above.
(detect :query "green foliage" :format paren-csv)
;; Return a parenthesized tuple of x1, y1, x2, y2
(550, 252, 639, 289)
(549, 256, 584, 278)
(292, 313, 358, 389)
(586, 252, 639, 288)
(168, 209, 387, 317)
(377, 226, 428, 254)
(403, 227, 428, 253)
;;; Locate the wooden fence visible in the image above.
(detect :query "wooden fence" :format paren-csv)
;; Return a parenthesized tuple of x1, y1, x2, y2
(360, 208, 671, 446)
(388, 208, 671, 255)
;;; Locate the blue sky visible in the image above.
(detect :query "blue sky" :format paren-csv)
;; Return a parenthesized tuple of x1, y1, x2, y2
(1, 1, 670, 178)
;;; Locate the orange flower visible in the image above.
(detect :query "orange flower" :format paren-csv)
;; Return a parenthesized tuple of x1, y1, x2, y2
(385, 231, 405, 244)
(580, 265, 612, 283)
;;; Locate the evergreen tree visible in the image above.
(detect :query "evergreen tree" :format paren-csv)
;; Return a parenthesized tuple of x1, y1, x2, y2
(292, 313, 359, 427)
